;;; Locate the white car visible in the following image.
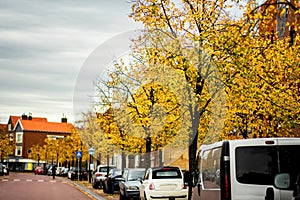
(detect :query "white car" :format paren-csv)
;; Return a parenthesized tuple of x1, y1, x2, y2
(92, 165, 116, 189)
(140, 166, 188, 200)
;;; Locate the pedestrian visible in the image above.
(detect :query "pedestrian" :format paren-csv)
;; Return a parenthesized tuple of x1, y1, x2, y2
(52, 165, 57, 179)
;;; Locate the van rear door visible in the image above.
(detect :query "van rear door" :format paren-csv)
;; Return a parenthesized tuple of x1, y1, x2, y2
(276, 138, 300, 200)
(231, 138, 281, 200)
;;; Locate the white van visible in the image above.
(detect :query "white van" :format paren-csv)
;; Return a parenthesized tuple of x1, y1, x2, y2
(192, 137, 300, 200)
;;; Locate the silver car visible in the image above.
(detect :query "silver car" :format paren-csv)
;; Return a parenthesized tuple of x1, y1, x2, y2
(119, 168, 146, 200)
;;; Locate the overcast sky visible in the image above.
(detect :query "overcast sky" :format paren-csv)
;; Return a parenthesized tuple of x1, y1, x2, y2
(0, 0, 141, 123)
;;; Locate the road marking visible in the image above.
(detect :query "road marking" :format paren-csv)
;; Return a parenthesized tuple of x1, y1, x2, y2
(0, 178, 64, 183)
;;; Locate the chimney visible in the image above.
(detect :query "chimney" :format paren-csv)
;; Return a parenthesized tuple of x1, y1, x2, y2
(21, 114, 28, 120)
(61, 117, 67, 123)
(28, 113, 32, 120)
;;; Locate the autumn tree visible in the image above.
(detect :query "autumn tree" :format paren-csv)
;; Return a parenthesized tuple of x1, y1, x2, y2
(129, 0, 300, 199)
(95, 53, 194, 169)
(76, 111, 115, 168)
(0, 127, 12, 162)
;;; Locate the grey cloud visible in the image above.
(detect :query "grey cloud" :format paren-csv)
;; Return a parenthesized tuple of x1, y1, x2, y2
(0, 0, 139, 123)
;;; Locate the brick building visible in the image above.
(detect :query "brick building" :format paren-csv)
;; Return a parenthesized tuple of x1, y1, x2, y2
(6, 114, 74, 171)
(260, 0, 299, 43)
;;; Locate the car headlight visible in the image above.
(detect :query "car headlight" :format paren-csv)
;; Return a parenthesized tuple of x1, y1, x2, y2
(127, 186, 139, 190)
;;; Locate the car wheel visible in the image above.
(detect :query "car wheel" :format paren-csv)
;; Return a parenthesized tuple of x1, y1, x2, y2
(119, 192, 126, 200)
(103, 184, 107, 193)
(109, 184, 114, 194)
(92, 182, 99, 189)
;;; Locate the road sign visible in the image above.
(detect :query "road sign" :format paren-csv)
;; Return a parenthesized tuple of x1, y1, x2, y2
(88, 148, 94, 155)
(76, 150, 82, 158)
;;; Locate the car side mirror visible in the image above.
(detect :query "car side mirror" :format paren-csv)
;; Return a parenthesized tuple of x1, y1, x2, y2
(137, 177, 142, 182)
(274, 173, 290, 189)
(120, 178, 125, 182)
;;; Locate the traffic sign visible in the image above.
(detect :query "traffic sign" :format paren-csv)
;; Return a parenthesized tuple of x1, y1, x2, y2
(76, 150, 82, 158)
(88, 148, 94, 155)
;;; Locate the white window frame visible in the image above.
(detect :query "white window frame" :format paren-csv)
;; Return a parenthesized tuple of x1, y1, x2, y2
(16, 132, 23, 143)
(15, 146, 22, 156)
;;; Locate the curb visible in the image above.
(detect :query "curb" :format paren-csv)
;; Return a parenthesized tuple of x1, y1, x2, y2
(62, 178, 105, 200)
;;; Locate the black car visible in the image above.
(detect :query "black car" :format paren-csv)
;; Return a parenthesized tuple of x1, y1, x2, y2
(103, 169, 122, 194)
(70, 167, 88, 181)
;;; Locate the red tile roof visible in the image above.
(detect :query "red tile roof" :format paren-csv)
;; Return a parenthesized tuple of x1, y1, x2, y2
(10, 115, 47, 128)
(19, 119, 74, 133)
(0, 124, 7, 131)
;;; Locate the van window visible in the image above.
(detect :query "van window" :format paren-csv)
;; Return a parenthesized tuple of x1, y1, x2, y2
(236, 146, 277, 185)
(278, 145, 300, 189)
(201, 147, 221, 189)
(236, 145, 300, 188)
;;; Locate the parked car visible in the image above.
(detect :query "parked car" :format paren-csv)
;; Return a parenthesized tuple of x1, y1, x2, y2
(59, 167, 69, 177)
(103, 168, 122, 194)
(68, 167, 76, 179)
(139, 166, 188, 200)
(0, 164, 3, 176)
(92, 165, 116, 189)
(34, 166, 44, 175)
(119, 168, 146, 200)
(47, 166, 53, 176)
(69, 167, 88, 181)
(56, 167, 63, 176)
(2, 164, 9, 175)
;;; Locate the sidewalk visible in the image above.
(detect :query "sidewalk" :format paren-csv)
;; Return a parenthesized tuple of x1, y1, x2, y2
(62, 177, 118, 200)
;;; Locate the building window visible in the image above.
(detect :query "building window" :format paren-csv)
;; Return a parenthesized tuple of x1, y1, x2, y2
(15, 146, 22, 156)
(16, 133, 23, 143)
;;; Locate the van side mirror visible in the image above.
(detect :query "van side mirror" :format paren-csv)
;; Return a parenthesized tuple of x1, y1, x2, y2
(274, 173, 290, 189)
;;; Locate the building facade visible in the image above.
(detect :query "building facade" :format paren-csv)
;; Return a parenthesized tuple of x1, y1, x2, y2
(6, 114, 74, 171)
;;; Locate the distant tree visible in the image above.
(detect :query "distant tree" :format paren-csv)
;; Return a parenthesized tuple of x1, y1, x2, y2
(0, 128, 11, 162)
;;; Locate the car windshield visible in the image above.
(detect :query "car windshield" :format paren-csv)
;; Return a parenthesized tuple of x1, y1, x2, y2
(110, 170, 122, 176)
(99, 166, 115, 172)
(128, 171, 145, 181)
(152, 168, 182, 179)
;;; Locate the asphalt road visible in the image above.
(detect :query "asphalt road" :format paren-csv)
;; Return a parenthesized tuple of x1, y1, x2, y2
(0, 172, 95, 200)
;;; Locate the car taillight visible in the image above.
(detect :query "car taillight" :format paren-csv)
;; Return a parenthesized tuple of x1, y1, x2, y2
(182, 182, 188, 189)
(149, 183, 155, 190)
(225, 173, 229, 199)
(96, 173, 102, 177)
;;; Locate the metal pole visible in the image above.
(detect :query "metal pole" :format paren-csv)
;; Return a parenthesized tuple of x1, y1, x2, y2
(77, 158, 79, 181)
(89, 154, 92, 183)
